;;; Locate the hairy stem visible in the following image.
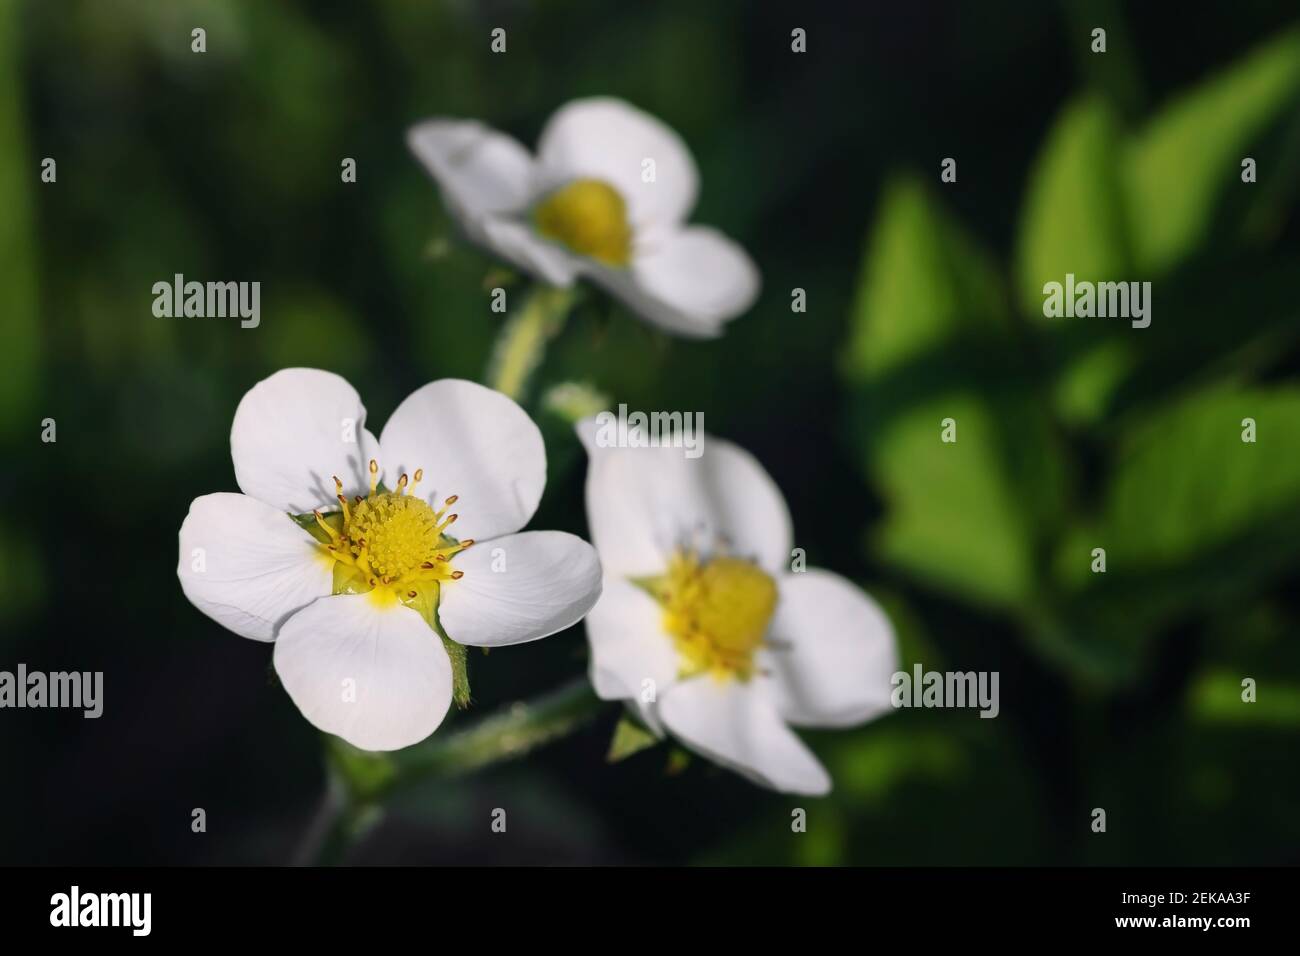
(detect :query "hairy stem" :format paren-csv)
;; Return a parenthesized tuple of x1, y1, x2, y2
(486, 285, 577, 400)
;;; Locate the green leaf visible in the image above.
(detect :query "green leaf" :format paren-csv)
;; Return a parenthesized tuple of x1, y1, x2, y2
(843, 176, 1005, 385)
(1100, 384, 1300, 567)
(869, 396, 1037, 606)
(1043, 385, 1300, 685)
(844, 176, 1065, 608)
(1015, 96, 1130, 319)
(1124, 28, 1300, 275)
(1013, 96, 1135, 426)
(606, 713, 660, 763)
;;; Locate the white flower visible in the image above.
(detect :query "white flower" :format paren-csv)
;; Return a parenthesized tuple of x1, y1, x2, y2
(408, 97, 760, 338)
(577, 421, 898, 795)
(177, 369, 602, 752)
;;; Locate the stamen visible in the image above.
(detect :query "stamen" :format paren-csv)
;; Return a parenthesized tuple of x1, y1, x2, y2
(313, 509, 340, 541)
(313, 460, 472, 599)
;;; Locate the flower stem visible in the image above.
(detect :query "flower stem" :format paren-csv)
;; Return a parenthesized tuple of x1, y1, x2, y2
(297, 677, 604, 864)
(486, 285, 577, 401)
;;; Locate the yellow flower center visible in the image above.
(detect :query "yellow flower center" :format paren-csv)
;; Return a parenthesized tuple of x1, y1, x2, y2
(311, 460, 473, 609)
(533, 178, 633, 266)
(645, 551, 778, 681)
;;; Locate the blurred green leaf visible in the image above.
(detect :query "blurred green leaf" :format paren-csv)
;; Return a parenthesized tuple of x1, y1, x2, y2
(1124, 28, 1300, 275)
(1015, 96, 1130, 319)
(1014, 96, 1133, 425)
(845, 176, 1065, 608)
(870, 396, 1035, 606)
(262, 289, 373, 379)
(1189, 672, 1300, 727)
(1100, 384, 1300, 566)
(843, 175, 1003, 383)
(1045, 385, 1300, 684)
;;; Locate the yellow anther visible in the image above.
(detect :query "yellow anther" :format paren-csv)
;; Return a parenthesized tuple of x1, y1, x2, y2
(533, 178, 633, 266)
(650, 552, 777, 682)
(312, 459, 473, 600)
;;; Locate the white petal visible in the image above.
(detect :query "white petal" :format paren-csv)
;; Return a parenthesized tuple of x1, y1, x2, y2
(230, 368, 379, 513)
(659, 676, 831, 795)
(273, 595, 452, 752)
(177, 493, 333, 642)
(536, 97, 698, 232)
(407, 119, 536, 224)
(587, 227, 760, 337)
(406, 120, 583, 286)
(437, 531, 602, 647)
(764, 570, 899, 728)
(579, 422, 792, 578)
(583, 576, 678, 708)
(479, 216, 582, 287)
(379, 379, 547, 542)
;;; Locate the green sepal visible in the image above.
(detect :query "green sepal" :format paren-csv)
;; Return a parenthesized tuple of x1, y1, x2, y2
(628, 574, 669, 604)
(292, 509, 343, 544)
(607, 712, 660, 763)
(404, 581, 471, 709)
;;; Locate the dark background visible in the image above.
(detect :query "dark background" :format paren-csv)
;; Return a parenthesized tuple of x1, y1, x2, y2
(1, 0, 1298, 864)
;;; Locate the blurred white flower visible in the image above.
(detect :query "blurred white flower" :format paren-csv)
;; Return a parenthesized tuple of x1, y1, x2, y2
(408, 97, 760, 338)
(577, 420, 897, 795)
(178, 369, 601, 751)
